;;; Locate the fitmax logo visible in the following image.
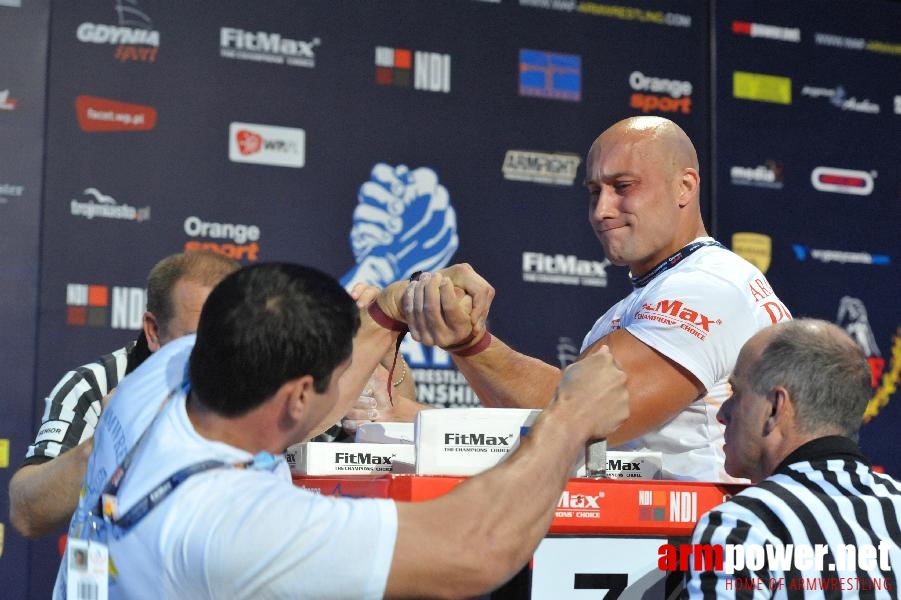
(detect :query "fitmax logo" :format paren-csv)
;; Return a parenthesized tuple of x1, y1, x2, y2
(335, 452, 394, 465)
(444, 433, 512, 446)
(642, 300, 721, 332)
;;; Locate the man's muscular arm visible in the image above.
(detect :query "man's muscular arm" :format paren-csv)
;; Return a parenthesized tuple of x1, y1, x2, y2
(580, 328, 704, 446)
(9, 440, 93, 538)
(9, 389, 116, 538)
(406, 264, 704, 447)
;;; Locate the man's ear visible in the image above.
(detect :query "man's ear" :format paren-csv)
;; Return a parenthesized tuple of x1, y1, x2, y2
(143, 311, 162, 352)
(283, 375, 316, 423)
(677, 167, 700, 207)
(764, 386, 791, 435)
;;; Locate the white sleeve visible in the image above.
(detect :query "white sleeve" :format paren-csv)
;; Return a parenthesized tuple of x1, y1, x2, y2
(624, 271, 760, 391)
(162, 471, 398, 600)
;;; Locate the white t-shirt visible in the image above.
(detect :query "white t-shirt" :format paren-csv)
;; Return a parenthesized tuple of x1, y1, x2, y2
(55, 335, 398, 600)
(582, 238, 791, 482)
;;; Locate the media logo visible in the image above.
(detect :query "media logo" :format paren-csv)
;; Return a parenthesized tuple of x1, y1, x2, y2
(66, 283, 146, 329)
(729, 162, 783, 189)
(70, 187, 150, 222)
(220, 27, 320, 68)
(183, 215, 261, 261)
(731, 232, 771, 274)
(76, 0, 159, 62)
(629, 70, 692, 113)
(502, 150, 580, 185)
(518, 49, 581, 102)
(228, 122, 305, 168)
(75, 96, 156, 132)
(0, 0, 22, 6)
(733, 71, 791, 105)
(374, 46, 451, 93)
(522, 252, 609, 287)
(731, 20, 800, 43)
(810, 166, 875, 195)
(792, 245, 890, 266)
(0, 89, 17, 110)
(0, 183, 24, 204)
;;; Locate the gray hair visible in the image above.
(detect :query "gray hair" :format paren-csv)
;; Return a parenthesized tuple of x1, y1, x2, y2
(748, 319, 871, 438)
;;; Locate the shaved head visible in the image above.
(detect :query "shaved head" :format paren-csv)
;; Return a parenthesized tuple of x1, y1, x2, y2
(591, 116, 699, 177)
(584, 116, 706, 275)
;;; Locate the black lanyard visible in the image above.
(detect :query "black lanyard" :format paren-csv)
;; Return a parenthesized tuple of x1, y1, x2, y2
(629, 239, 725, 288)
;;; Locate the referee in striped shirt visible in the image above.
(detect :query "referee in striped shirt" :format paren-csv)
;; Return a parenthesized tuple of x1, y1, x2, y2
(684, 318, 901, 599)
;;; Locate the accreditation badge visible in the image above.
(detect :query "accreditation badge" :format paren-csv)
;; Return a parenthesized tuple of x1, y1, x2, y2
(66, 537, 109, 600)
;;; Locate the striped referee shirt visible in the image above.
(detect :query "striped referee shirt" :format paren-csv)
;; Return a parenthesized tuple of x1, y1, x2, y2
(23, 341, 136, 465)
(684, 436, 901, 599)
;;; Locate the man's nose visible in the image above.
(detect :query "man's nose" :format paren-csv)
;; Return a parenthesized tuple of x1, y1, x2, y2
(592, 187, 619, 220)
(716, 398, 731, 425)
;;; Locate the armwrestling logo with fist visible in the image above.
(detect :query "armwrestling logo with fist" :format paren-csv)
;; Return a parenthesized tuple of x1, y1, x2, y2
(340, 163, 459, 289)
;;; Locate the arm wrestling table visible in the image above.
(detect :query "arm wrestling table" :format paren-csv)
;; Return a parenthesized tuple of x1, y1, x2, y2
(294, 474, 746, 599)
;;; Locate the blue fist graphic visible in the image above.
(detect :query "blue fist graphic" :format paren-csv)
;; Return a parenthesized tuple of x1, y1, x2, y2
(341, 164, 459, 289)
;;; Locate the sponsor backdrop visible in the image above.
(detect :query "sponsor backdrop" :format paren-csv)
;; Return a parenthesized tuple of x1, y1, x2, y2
(0, 0, 50, 597)
(0, 0, 897, 596)
(712, 0, 901, 486)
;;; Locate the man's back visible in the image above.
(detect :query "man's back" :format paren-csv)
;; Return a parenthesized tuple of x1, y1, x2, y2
(686, 437, 901, 596)
(55, 335, 396, 599)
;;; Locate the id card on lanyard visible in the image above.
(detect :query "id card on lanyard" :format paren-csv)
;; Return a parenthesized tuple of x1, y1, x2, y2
(66, 516, 110, 600)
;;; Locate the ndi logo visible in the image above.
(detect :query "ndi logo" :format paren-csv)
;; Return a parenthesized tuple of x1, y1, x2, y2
(66, 283, 145, 329)
(375, 46, 451, 93)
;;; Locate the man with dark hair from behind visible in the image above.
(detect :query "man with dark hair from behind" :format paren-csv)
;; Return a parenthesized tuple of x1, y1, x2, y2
(684, 319, 901, 597)
(9, 250, 239, 538)
(55, 262, 630, 599)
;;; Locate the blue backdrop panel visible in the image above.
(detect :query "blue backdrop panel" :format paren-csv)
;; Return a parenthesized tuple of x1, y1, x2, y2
(4, 1, 900, 597)
(713, 0, 901, 474)
(0, 0, 50, 596)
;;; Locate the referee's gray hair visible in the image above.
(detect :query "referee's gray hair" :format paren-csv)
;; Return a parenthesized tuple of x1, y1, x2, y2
(748, 319, 871, 438)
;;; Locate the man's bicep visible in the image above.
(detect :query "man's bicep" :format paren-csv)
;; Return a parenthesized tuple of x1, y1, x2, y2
(582, 329, 704, 446)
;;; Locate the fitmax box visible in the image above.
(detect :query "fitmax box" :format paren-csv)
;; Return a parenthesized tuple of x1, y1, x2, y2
(415, 407, 541, 476)
(415, 407, 663, 479)
(573, 450, 663, 480)
(286, 442, 415, 475)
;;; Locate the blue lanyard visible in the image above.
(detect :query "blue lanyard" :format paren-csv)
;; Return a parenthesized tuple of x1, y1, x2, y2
(97, 385, 279, 533)
(629, 239, 725, 288)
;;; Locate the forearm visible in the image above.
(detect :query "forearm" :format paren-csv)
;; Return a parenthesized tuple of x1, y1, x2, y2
(388, 407, 585, 598)
(381, 352, 416, 401)
(453, 335, 561, 409)
(338, 282, 410, 409)
(9, 440, 93, 538)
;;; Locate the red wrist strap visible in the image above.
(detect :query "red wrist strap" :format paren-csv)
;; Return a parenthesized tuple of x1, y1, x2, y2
(368, 301, 407, 332)
(451, 332, 493, 357)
